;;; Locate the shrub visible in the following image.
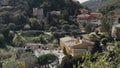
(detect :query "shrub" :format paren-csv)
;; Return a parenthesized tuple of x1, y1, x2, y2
(49, 26, 57, 32)
(37, 54, 57, 65)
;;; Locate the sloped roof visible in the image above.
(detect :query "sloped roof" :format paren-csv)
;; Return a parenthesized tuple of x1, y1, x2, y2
(90, 12, 102, 17)
(60, 36, 94, 47)
(76, 14, 91, 19)
(60, 36, 76, 47)
(79, 8, 88, 13)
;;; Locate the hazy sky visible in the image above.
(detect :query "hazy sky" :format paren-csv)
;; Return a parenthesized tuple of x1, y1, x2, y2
(77, 0, 89, 3)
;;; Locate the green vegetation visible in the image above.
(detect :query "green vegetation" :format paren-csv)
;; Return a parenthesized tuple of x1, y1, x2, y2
(83, 0, 120, 13)
(0, 34, 5, 47)
(0, 0, 120, 68)
(12, 32, 27, 47)
(0, 46, 36, 68)
(82, 0, 105, 11)
(32, 34, 52, 44)
(58, 49, 120, 68)
(0, 0, 82, 47)
(114, 41, 120, 52)
(37, 53, 57, 67)
(100, 0, 120, 14)
(0, 46, 16, 61)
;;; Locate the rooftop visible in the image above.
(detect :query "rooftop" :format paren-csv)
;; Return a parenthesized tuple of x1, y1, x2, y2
(77, 14, 90, 17)
(79, 8, 88, 13)
(90, 12, 102, 17)
(26, 43, 43, 46)
(50, 11, 61, 15)
(60, 36, 94, 47)
(60, 36, 77, 47)
(76, 14, 91, 19)
(114, 24, 120, 27)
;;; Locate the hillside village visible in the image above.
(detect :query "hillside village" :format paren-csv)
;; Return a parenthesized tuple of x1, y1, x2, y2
(0, 0, 120, 68)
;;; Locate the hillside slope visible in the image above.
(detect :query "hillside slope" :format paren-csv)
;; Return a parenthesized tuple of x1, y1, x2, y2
(82, 0, 120, 12)
(100, 0, 120, 14)
(82, 0, 106, 11)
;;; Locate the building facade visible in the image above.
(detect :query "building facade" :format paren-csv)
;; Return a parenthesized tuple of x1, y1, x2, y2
(60, 36, 94, 56)
(111, 24, 120, 39)
(33, 8, 44, 21)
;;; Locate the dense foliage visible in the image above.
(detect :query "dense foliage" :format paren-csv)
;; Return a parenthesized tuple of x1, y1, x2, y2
(0, 0, 120, 68)
(83, 0, 120, 13)
(0, 0, 83, 46)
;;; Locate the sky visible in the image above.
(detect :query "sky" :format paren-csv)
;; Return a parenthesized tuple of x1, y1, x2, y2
(77, 0, 89, 3)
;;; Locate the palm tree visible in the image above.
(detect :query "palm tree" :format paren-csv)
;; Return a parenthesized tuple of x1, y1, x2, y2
(12, 32, 26, 47)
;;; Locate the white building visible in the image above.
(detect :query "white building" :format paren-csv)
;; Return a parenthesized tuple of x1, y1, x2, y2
(111, 24, 120, 39)
(50, 11, 61, 15)
(33, 8, 44, 21)
(113, 15, 120, 24)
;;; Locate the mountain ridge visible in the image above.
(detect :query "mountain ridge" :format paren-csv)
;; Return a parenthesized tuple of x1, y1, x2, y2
(82, 0, 120, 13)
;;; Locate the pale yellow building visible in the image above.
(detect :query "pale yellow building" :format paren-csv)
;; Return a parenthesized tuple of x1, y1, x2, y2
(60, 36, 94, 56)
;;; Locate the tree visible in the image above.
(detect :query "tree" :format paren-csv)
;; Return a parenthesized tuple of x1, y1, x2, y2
(31, 0, 44, 7)
(118, 18, 120, 23)
(84, 24, 92, 33)
(29, 18, 40, 30)
(14, 13, 28, 25)
(53, 32, 60, 42)
(12, 32, 26, 47)
(61, 9, 69, 20)
(23, 24, 31, 30)
(71, 25, 78, 30)
(91, 41, 102, 54)
(37, 54, 57, 68)
(100, 16, 112, 35)
(32, 34, 51, 44)
(114, 41, 120, 52)
(17, 61, 25, 68)
(71, 30, 78, 38)
(59, 19, 68, 25)
(7, 31, 14, 44)
(100, 38, 108, 51)
(95, 30, 99, 35)
(57, 55, 80, 68)
(49, 26, 57, 32)
(0, 11, 11, 24)
(62, 24, 71, 31)
(0, 34, 5, 47)
(100, 38, 108, 45)
(8, 23, 16, 30)
(8, 0, 17, 6)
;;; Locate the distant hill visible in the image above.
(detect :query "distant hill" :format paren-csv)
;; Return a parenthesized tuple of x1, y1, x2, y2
(82, 0, 106, 11)
(99, 0, 120, 14)
(82, 0, 120, 13)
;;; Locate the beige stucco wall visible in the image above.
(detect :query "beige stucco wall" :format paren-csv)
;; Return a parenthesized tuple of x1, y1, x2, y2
(72, 49, 87, 56)
(60, 38, 94, 56)
(60, 40, 72, 55)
